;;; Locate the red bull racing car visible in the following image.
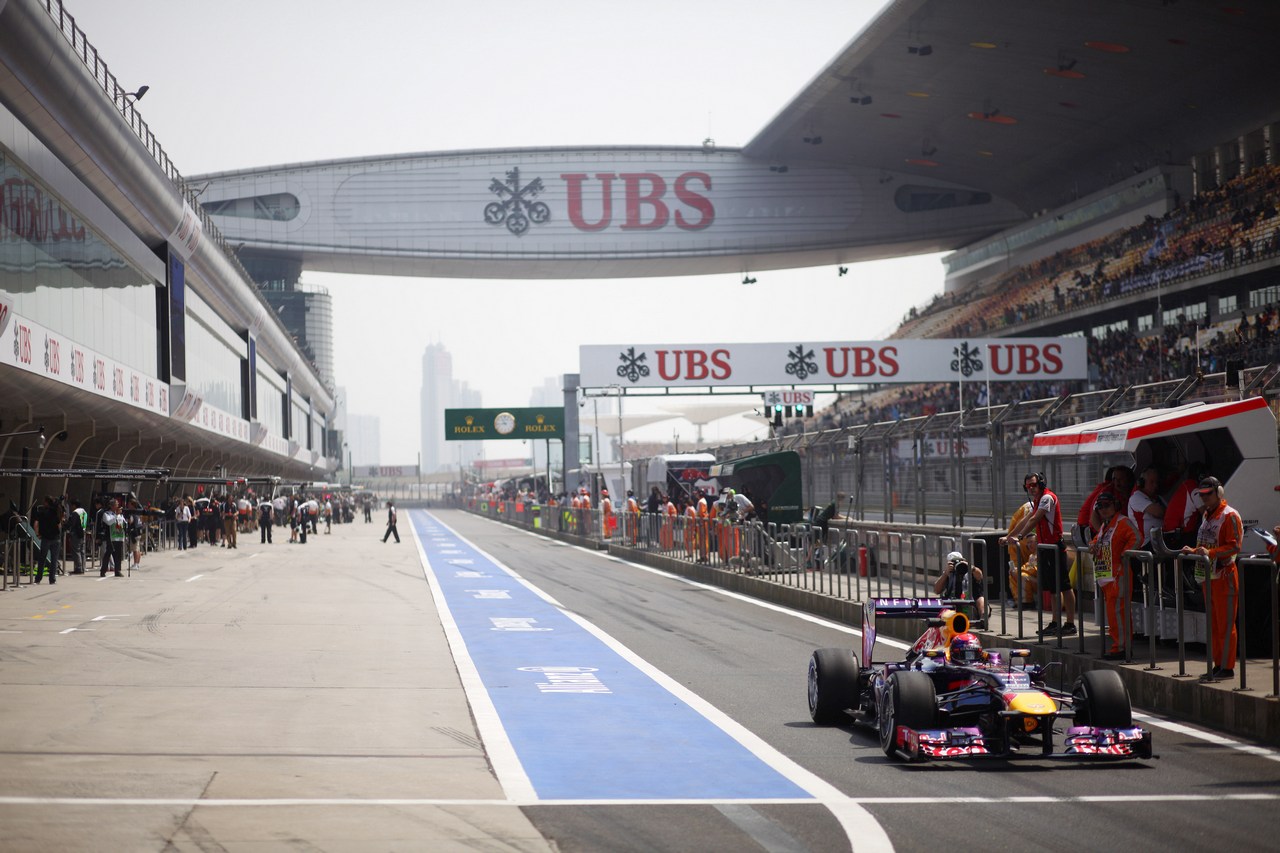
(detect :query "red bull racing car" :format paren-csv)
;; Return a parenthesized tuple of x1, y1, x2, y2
(807, 598, 1154, 762)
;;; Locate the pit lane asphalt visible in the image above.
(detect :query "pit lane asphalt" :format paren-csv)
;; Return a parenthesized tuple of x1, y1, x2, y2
(1, 509, 1274, 852)
(442, 510, 1279, 853)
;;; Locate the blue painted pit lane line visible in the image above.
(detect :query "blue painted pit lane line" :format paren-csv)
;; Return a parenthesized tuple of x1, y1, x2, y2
(410, 511, 811, 802)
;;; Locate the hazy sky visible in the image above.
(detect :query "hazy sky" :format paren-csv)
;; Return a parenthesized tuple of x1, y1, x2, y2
(70, 0, 947, 463)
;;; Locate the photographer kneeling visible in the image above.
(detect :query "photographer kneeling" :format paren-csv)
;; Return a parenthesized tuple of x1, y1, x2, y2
(935, 551, 987, 627)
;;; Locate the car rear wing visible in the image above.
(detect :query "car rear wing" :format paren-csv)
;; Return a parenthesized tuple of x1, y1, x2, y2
(862, 598, 962, 666)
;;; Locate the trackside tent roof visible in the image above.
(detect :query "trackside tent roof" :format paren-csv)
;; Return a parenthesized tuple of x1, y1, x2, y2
(1030, 397, 1276, 458)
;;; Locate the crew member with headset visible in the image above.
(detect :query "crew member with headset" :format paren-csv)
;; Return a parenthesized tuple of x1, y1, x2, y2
(1001, 472, 1075, 636)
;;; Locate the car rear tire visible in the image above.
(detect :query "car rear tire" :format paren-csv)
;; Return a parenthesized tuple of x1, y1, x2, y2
(878, 671, 937, 758)
(1072, 669, 1132, 728)
(808, 648, 860, 724)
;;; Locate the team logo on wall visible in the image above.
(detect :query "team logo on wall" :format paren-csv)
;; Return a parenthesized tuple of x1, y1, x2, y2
(616, 347, 650, 383)
(950, 341, 984, 377)
(484, 167, 550, 236)
(784, 345, 818, 381)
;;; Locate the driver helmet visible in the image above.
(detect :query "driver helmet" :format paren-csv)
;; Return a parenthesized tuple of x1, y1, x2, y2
(949, 632, 984, 664)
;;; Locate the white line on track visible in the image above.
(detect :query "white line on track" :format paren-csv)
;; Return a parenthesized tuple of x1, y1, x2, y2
(410, 517, 537, 802)
(504, 519, 1280, 765)
(1, 792, 1276, 808)
(185, 574, 203, 582)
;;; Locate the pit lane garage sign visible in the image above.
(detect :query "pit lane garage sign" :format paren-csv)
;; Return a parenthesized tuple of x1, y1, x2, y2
(580, 338, 1087, 389)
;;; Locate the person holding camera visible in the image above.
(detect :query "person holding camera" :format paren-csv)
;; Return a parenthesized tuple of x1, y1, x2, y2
(934, 550, 986, 625)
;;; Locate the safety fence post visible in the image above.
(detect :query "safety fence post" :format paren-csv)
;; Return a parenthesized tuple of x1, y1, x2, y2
(1034, 543, 1068, 648)
(845, 527, 858, 601)
(866, 530, 881, 598)
(1116, 549, 1151, 663)
(1074, 537, 1087, 655)
(1122, 549, 1158, 669)
(990, 536, 1010, 637)
(1235, 556, 1271, 692)
(1271, 558, 1280, 700)
(884, 531, 900, 599)
(911, 534, 929, 601)
(969, 537, 989, 629)
(1173, 553, 1214, 679)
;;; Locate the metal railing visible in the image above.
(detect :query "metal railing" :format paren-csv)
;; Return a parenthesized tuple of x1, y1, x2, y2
(469, 499, 1280, 696)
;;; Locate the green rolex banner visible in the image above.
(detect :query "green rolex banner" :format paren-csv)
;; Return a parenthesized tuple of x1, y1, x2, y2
(445, 407, 565, 441)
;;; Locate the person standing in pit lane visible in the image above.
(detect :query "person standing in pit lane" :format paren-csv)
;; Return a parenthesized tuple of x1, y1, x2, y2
(1002, 472, 1075, 636)
(222, 495, 238, 549)
(1181, 476, 1243, 678)
(1090, 490, 1138, 659)
(260, 500, 274, 544)
(599, 489, 615, 539)
(67, 497, 89, 573)
(382, 500, 400, 543)
(31, 495, 63, 584)
(100, 498, 126, 578)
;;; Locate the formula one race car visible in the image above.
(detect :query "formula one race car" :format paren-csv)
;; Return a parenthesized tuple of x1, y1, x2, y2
(807, 598, 1153, 762)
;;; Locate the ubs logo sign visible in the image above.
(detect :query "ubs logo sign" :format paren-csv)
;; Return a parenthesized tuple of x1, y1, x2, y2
(484, 168, 550, 236)
(484, 167, 716, 237)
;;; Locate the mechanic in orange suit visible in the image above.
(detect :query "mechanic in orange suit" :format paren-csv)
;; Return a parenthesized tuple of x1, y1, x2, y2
(625, 490, 640, 544)
(599, 489, 614, 539)
(1089, 490, 1137, 659)
(1182, 476, 1243, 678)
(683, 496, 697, 557)
(660, 494, 676, 550)
(695, 488, 711, 562)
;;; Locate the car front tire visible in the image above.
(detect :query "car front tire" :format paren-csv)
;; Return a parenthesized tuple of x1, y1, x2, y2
(1072, 669, 1132, 728)
(878, 671, 937, 759)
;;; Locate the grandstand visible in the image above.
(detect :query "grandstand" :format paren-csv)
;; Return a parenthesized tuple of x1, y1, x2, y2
(741, 145, 1280, 527)
(815, 157, 1280, 433)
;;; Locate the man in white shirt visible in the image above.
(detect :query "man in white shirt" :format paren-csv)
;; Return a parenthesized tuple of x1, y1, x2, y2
(1127, 466, 1166, 548)
(100, 498, 126, 577)
(176, 499, 192, 551)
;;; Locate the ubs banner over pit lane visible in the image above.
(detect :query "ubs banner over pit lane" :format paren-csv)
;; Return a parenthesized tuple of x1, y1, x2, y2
(445, 407, 565, 441)
(580, 339, 1088, 389)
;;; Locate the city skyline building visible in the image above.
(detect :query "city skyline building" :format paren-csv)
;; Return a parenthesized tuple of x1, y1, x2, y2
(420, 343, 481, 474)
(345, 413, 381, 466)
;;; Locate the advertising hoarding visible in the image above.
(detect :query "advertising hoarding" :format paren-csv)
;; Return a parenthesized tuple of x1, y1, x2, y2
(580, 339, 1087, 389)
(445, 407, 565, 441)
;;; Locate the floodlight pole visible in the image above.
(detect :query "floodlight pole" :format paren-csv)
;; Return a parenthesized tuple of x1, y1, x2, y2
(611, 384, 624, 495)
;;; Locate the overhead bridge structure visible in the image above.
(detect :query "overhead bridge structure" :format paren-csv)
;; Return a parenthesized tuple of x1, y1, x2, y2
(194, 147, 1022, 281)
